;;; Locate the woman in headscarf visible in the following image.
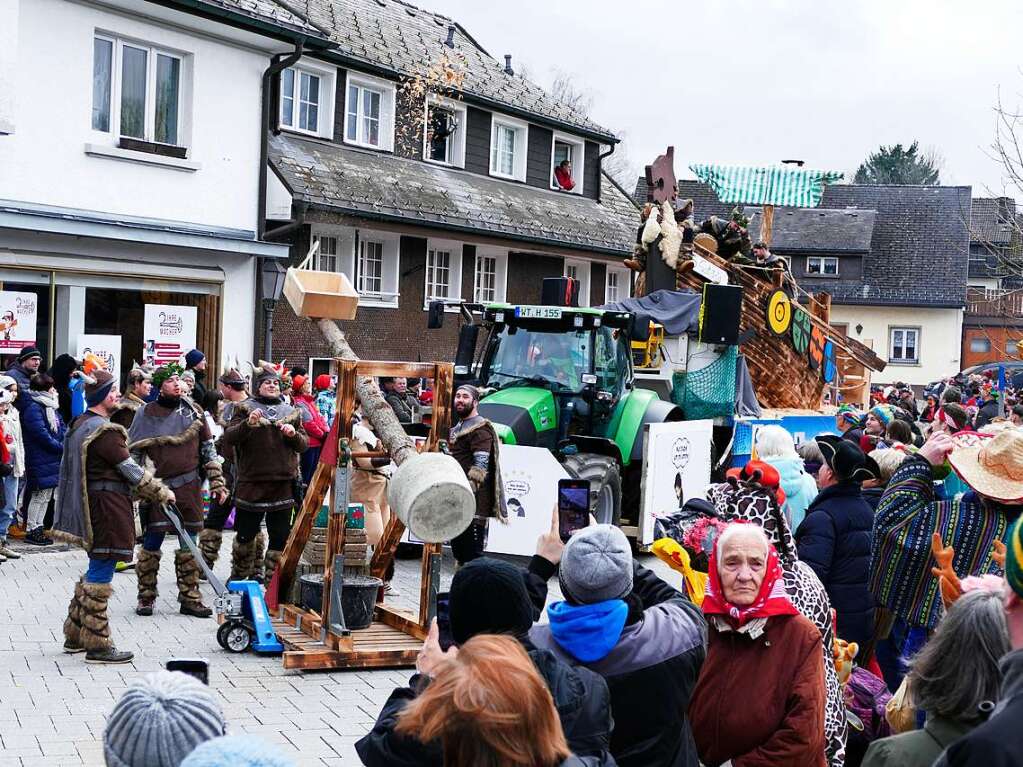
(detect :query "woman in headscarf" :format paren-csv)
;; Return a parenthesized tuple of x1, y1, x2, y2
(689, 522, 826, 766)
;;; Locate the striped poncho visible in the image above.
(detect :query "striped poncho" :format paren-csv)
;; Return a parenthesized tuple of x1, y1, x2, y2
(871, 454, 1014, 629)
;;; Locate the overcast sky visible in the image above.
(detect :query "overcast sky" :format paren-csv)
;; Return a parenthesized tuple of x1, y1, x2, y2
(426, 0, 1023, 198)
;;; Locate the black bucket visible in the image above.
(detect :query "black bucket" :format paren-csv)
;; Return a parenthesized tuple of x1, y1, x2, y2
(297, 573, 382, 630)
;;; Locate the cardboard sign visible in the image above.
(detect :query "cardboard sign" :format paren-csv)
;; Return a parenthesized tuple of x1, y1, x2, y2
(640, 420, 714, 544)
(0, 291, 37, 352)
(691, 253, 729, 285)
(142, 305, 197, 367)
(485, 445, 570, 556)
(75, 334, 121, 375)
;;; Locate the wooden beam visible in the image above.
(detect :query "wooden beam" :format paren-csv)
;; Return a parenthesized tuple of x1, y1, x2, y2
(349, 361, 444, 379)
(275, 461, 332, 608)
(760, 204, 774, 248)
(376, 604, 429, 640)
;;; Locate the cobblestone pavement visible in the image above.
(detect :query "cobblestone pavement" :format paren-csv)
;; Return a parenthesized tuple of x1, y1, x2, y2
(0, 533, 679, 766)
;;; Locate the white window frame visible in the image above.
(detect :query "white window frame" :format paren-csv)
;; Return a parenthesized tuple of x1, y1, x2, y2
(311, 232, 340, 272)
(423, 239, 464, 309)
(604, 265, 630, 304)
(310, 226, 400, 308)
(91, 33, 191, 148)
(563, 258, 592, 307)
(489, 114, 529, 182)
(343, 71, 396, 152)
(806, 256, 839, 276)
(423, 94, 466, 168)
(550, 132, 585, 195)
(278, 60, 335, 140)
(888, 326, 920, 365)
(473, 248, 508, 304)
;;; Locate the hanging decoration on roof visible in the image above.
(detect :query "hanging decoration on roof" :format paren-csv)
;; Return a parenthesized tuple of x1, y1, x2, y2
(689, 164, 844, 207)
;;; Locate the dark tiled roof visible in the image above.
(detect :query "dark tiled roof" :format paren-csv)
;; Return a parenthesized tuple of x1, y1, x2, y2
(634, 177, 971, 307)
(184, 0, 327, 37)
(270, 132, 634, 254)
(296, 0, 615, 140)
(970, 197, 1015, 245)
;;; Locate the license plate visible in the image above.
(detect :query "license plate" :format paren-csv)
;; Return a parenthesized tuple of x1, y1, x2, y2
(515, 306, 563, 319)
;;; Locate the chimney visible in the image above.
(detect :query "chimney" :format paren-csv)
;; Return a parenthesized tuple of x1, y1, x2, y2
(445, 25, 455, 48)
(504, 55, 514, 75)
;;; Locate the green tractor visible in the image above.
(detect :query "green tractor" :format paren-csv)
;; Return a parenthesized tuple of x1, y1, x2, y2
(431, 300, 683, 534)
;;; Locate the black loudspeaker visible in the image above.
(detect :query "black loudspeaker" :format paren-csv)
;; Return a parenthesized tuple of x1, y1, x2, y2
(541, 277, 580, 307)
(454, 324, 479, 371)
(699, 284, 742, 345)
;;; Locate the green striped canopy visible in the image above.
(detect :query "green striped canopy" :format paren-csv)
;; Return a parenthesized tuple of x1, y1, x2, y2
(689, 164, 844, 207)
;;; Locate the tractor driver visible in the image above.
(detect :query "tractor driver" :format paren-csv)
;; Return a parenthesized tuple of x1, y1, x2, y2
(533, 333, 582, 390)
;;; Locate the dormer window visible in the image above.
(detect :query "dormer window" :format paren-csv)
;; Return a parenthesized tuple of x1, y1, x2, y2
(424, 96, 466, 167)
(278, 62, 335, 140)
(489, 114, 528, 182)
(551, 133, 585, 195)
(344, 72, 396, 151)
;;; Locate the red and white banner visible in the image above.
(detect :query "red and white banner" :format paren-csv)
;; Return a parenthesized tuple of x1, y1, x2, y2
(0, 291, 38, 352)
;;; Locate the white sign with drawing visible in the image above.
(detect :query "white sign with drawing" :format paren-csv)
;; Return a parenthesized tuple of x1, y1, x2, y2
(0, 291, 38, 352)
(142, 305, 197, 367)
(485, 445, 570, 556)
(75, 335, 121, 375)
(640, 420, 714, 544)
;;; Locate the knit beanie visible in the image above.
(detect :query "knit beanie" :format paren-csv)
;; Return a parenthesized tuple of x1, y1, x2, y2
(869, 404, 895, 428)
(184, 349, 205, 369)
(292, 375, 306, 394)
(559, 524, 634, 605)
(456, 384, 480, 402)
(448, 557, 535, 646)
(180, 736, 294, 767)
(103, 671, 226, 767)
(85, 370, 116, 407)
(1006, 516, 1023, 599)
(16, 345, 41, 363)
(314, 374, 331, 391)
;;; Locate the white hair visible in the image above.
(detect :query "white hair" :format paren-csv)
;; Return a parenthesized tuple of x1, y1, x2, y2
(715, 523, 770, 574)
(754, 424, 799, 460)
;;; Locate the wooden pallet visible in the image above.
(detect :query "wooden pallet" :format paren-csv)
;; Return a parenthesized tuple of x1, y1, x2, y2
(273, 603, 424, 670)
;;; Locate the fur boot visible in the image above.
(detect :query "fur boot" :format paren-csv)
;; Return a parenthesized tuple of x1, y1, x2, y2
(135, 547, 161, 616)
(62, 579, 85, 653)
(197, 528, 223, 579)
(230, 532, 265, 583)
(175, 550, 212, 618)
(263, 549, 283, 585)
(80, 581, 133, 664)
(251, 531, 267, 584)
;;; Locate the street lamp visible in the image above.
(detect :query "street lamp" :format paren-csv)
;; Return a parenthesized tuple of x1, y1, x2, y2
(261, 257, 287, 361)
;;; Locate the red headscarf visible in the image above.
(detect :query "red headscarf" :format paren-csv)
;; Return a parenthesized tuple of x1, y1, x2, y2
(702, 525, 798, 627)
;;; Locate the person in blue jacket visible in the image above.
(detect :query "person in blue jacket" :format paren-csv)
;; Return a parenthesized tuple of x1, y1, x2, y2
(22, 372, 66, 545)
(796, 435, 880, 648)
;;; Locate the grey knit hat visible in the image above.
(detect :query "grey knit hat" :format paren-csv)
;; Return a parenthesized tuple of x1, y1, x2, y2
(103, 671, 227, 767)
(558, 524, 634, 604)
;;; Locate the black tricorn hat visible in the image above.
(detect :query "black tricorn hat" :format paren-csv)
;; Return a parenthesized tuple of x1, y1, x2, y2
(815, 434, 880, 483)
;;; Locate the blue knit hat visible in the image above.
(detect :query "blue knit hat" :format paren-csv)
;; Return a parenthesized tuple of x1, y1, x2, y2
(184, 349, 205, 369)
(180, 736, 295, 767)
(103, 672, 226, 767)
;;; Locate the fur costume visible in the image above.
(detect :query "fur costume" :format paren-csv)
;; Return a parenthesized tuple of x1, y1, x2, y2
(79, 581, 115, 651)
(62, 579, 85, 653)
(698, 207, 752, 261)
(449, 416, 506, 523)
(658, 200, 683, 269)
(135, 547, 161, 613)
(197, 528, 223, 572)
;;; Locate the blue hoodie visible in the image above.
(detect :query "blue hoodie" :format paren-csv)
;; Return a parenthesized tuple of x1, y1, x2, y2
(765, 454, 819, 530)
(547, 599, 628, 663)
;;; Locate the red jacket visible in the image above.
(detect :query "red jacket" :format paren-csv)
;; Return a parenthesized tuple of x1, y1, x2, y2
(555, 165, 575, 191)
(294, 393, 329, 448)
(689, 613, 826, 767)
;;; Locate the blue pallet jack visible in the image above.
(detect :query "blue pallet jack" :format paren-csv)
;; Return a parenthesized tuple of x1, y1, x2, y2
(163, 502, 283, 654)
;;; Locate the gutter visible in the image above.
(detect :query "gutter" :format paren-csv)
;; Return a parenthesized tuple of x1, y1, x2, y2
(144, 0, 332, 48)
(264, 201, 308, 241)
(596, 144, 616, 204)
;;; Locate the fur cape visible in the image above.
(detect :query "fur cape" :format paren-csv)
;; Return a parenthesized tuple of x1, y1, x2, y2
(450, 417, 507, 524)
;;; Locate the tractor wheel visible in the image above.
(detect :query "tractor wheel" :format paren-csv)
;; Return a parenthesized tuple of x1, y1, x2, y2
(564, 453, 622, 527)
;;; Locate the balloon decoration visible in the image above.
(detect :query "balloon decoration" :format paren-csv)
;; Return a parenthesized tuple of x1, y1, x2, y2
(765, 291, 839, 385)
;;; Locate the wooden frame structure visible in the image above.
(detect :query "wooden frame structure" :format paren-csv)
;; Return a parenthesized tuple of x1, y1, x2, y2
(270, 358, 453, 670)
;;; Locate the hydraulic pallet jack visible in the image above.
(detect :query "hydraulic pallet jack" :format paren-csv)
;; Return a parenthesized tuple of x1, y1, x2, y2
(162, 502, 283, 654)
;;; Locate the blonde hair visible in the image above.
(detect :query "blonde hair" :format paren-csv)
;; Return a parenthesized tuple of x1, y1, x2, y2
(395, 635, 570, 767)
(868, 449, 909, 484)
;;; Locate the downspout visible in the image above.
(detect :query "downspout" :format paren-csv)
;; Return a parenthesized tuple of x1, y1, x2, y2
(255, 42, 304, 360)
(597, 143, 616, 204)
(264, 201, 308, 241)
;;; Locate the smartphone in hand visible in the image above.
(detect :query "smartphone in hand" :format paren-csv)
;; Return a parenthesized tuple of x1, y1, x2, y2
(435, 592, 455, 651)
(557, 478, 591, 542)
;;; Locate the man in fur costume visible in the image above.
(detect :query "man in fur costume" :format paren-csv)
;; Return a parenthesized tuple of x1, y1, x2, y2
(53, 371, 176, 663)
(110, 363, 152, 429)
(698, 207, 752, 261)
(448, 384, 505, 566)
(219, 362, 308, 584)
(624, 199, 696, 296)
(128, 363, 227, 618)
(196, 367, 249, 575)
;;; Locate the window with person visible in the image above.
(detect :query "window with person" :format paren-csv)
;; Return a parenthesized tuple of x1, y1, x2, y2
(551, 135, 584, 193)
(425, 103, 461, 164)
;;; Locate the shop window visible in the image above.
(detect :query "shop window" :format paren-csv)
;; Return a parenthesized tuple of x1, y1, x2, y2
(564, 259, 591, 308)
(551, 133, 584, 194)
(889, 327, 919, 364)
(473, 250, 507, 304)
(490, 115, 528, 181)
(344, 72, 395, 151)
(605, 266, 630, 303)
(970, 337, 992, 354)
(424, 240, 463, 308)
(92, 34, 189, 149)
(424, 97, 466, 167)
(807, 256, 839, 276)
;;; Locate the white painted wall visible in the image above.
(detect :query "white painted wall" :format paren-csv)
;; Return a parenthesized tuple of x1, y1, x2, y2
(0, 0, 18, 134)
(831, 304, 964, 386)
(0, 0, 274, 232)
